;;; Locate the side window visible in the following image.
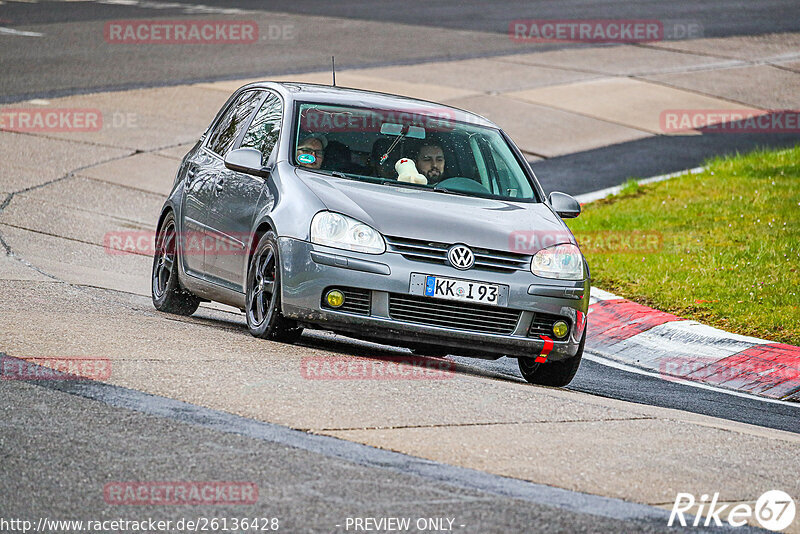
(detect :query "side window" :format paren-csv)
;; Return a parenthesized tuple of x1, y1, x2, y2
(207, 90, 263, 156)
(241, 93, 283, 161)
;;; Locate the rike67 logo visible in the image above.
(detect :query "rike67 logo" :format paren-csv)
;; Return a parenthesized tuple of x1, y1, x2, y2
(669, 490, 796, 531)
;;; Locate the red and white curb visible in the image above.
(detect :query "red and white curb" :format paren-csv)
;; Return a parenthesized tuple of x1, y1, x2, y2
(586, 288, 800, 402)
(573, 168, 799, 403)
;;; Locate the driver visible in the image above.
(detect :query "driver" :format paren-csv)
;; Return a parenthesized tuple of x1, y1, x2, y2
(414, 141, 446, 185)
(296, 134, 327, 170)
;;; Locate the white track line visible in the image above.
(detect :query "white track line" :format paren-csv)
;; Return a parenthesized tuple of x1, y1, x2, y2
(585, 351, 800, 408)
(574, 166, 706, 204)
(0, 27, 43, 37)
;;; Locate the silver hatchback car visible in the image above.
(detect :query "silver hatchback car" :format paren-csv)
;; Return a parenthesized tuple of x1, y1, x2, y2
(152, 82, 590, 386)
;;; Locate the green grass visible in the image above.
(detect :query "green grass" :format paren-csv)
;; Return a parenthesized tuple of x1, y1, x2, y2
(566, 145, 800, 345)
(617, 178, 641, 197)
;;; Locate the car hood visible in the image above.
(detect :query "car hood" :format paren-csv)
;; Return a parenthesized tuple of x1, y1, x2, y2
(295, 169, 575, 254)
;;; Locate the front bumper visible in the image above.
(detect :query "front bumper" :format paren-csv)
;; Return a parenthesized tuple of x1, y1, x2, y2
(278, 237, 589, 360)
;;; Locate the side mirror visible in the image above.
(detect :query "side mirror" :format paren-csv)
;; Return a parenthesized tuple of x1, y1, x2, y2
(224, 148, 269, 178)
(548, 192, 581, 219)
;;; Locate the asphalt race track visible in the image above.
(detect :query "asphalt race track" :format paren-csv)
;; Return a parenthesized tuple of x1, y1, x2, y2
(2, 0, 800, 100)
(2, 0, 800, 188)
(1, 1, 799, 533)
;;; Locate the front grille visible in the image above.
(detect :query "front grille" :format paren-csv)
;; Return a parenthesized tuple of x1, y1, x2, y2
(388, 293, 521, 335)
(528, 313, 570, 337)
(322, 287, 371, 315)
(385, 236, 529, 273)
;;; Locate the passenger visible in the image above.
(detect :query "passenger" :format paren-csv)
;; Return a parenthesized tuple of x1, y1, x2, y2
(414, 141, 446, 185)
(322, 140, 354, 172)
(295, 134, 327, 170)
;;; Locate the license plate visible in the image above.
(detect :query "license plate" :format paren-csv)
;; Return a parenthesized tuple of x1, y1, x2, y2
(423, 275, 502, 306)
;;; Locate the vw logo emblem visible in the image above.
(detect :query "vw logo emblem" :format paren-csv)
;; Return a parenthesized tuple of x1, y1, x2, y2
(447, 244, 474, 270)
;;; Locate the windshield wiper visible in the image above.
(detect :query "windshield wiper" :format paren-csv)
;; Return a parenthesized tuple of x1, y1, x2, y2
(328, 171, 384, 184)
(327, 172, 471, 197)
(380, 179, 472, 196)
(380, 179, 428, 189)
(432, 185, 470, 196)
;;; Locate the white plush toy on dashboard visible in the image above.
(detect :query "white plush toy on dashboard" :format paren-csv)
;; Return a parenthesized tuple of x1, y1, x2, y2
(394, 158, 428, 185)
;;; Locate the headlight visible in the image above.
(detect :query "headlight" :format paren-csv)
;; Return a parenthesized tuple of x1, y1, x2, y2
(310, 211, 386, 254)
(531, 244, 583, 280)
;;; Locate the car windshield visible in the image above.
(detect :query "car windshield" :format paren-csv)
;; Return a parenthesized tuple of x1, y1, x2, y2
(292, 102, 539, 201)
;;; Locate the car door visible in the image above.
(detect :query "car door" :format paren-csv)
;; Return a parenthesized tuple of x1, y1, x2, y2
(181, 90, 261, 278)
(190, 89, 264, 287)
(206, 91, 283, 290)
(181, 147, 219, 277)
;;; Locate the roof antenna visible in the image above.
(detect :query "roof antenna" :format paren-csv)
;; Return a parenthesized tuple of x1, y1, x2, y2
(331, 56, 336, 86)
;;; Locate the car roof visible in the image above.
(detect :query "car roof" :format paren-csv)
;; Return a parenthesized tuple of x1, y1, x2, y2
(242, 81, 498, 129)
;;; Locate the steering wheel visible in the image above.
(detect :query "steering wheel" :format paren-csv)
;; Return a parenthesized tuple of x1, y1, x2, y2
(435, 177, 491, 194)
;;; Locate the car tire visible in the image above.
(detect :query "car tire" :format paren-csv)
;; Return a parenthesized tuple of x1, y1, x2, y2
(245, 231, 303, 343)
(152, 212, 201, 316)
(518, 327, 586, 387)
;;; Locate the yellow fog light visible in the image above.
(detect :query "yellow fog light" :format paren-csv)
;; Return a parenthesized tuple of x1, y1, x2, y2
(326, 289, 345, 308)
(552, 320, 569, 339)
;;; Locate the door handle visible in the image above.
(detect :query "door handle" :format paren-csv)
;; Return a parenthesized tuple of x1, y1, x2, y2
(214, 174, 225, 194)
